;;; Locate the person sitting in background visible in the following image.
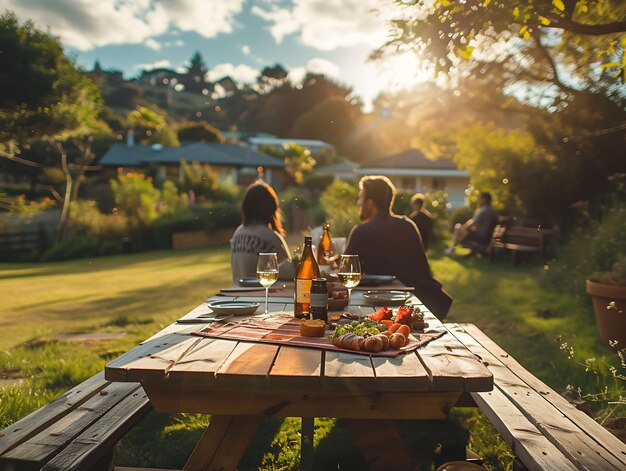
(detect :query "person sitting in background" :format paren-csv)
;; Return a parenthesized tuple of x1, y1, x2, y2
(444, 192, 499, 256)
(230, 180, 293, 285)
(409, 193, 434, 251)
(344, 176, 452, 320)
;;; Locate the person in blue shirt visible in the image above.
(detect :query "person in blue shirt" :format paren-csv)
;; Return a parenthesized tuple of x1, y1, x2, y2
(445, 192, 499, 256)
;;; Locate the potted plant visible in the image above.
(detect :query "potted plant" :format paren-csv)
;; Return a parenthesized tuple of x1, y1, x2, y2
(586, 255, 626, 347)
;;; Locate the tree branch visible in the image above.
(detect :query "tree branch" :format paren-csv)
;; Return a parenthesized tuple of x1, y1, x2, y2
(546, 16, 626, 36)
(532, 36, 579, 95)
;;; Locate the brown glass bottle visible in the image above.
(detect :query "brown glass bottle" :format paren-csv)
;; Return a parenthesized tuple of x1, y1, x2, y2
(316, 223, 336, 267)
(294, 236, 320, 319)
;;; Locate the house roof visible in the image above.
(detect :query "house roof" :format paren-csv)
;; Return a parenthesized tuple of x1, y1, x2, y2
(98, 143, 285, 168)
(361, 149, 458, 170)
(316, 159, 359, 174)
(247, 137, 333, 148)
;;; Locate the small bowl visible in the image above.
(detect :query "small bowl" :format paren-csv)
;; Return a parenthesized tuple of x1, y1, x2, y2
(328, 297, 349, 311)
(207, 300, 259, 316)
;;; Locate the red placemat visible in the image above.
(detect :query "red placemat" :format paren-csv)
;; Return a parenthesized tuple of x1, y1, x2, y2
(192, 316, 445, 357)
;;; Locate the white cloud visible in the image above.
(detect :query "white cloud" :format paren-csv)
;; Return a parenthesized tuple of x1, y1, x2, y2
(134, 59, 172, 71)
(144, 38, 161, 50)
(1, 0, 244, 51)
(208, 63, 260, 84)
(288, 58, 339, 84)
(306, 58, 339, 77)
(252, 0, 389, 50)
(242, 45, 251, 55)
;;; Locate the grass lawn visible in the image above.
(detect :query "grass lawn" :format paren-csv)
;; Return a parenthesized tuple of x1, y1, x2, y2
(0, 245, 618, 470)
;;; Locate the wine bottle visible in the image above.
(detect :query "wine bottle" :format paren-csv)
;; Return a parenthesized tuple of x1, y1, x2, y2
(294, 236, 320, 319)
(316, 223, 336, 267)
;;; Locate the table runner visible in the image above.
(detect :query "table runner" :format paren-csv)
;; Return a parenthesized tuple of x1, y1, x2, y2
(192, 315, 445, 357)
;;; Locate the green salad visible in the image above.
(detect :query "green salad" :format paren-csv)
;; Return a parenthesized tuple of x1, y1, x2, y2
(331, 319, 389, 339)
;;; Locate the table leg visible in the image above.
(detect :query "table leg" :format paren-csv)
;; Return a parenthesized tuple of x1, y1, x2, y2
(300, 417, 314, 471)
(346, 419, 420, 471)
(184, 414, 263, 471)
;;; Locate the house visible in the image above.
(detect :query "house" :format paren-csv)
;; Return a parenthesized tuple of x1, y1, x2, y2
(98, 141, 287, 189)
(315, 158, 360, 181)
(357, 149, 470, 208)
(247, 137, 335, 157)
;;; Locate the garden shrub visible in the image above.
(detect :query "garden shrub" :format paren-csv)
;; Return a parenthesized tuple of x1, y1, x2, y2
(111, 173, 160, 230)
(43, 236, 122, 261)
(151, 209, 202, 249)
(392, 190, 413, 216)
(320, 180, 359, 237)
(207, 202, 241, 229)
(67, 200, 128, 240)
(546, 198, 626, 298)
(449, 206, 475, 231)
(302, 173, 334, 195)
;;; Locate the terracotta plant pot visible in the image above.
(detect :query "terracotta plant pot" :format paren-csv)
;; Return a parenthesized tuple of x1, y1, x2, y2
(586, 279, 626, 347)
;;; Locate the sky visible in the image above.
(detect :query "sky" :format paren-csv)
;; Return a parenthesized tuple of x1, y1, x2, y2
(1, 0, 432, 111)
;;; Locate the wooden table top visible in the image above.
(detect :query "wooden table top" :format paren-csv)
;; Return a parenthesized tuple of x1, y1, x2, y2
(105, 290, 493, 395)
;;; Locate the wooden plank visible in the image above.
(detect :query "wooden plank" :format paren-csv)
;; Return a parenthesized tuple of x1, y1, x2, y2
(106, 334, 207, 382)
(451, 324, 625, 471)
(41, 388, 151, 471)
(142, 383, 460, 420)
(411, 311, 493, 392)
(447, 326, 577, 471)
(268, 346, 323, 388)
(324, 351, 376, 390)
(214, 341, 279, 388)
(371, 352, 431, 392)
(2, 382, 141, 469)
(184, 415, 263, 471)
(166, 338, 239, 381)
(346, 420, 418, 471)
(0, 372, 107, 457)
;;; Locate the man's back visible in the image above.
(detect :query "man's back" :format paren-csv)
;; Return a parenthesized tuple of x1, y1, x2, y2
(410, 210, 434, 250)
(345, 213, 431, 289)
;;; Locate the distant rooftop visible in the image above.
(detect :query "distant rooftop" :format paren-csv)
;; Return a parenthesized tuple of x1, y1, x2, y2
(99, 142, 285, 168)
(247, 137, 334, 148)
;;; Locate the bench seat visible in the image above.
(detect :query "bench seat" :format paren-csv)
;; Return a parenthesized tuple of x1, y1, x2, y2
(0, 372, 151, 471)
(449, 323, 626, 471)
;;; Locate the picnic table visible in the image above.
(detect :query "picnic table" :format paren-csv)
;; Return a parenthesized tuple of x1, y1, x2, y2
(105, 282, 493, 471)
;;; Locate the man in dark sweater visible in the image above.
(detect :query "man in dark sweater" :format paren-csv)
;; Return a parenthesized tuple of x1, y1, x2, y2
(409, 193, 434, 251)
(344, 176, 452, 320)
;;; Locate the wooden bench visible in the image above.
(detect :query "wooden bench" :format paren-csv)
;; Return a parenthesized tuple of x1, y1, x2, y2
(489, 225, 553, 264)
(448, 323, 626, 471)
(0, 372, 151, 471)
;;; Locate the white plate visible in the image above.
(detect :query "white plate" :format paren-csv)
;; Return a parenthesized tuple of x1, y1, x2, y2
(362, 290, 411, 306)
(207, 300, 259, 316)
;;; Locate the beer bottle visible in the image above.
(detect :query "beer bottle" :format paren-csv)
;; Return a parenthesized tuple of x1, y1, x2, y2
(310, 278, 328, 323)
(316, 223, 336, 267)
(294, 236, 320, 319)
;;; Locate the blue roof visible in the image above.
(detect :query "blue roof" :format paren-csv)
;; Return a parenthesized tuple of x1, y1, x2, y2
(99, 143, 285, 168)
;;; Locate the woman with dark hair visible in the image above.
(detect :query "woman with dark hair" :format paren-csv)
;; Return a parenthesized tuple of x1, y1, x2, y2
(230, 180, 292, 284)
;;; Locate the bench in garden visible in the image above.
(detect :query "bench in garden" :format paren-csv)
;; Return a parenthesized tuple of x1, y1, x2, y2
(489, 225, 554, 264)
(0, 372, 151, 471)
(449, 323, 626, 471)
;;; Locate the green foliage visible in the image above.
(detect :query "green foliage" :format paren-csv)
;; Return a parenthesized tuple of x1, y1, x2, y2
(547, 197, 626, 295)
(111, 174, 160, 230)
(0, 12, 105, 156)
(382, 0, 626, 85)
(152, 209, 203, 249)
(282, 143, 316, 184)
(301, 173, 335, 195)
(148, 125, 180, 147)
(177, 121, 224, 143)
(453, 123, 531, 215)
(320, 180, 360, 237)
(67, 200, 128, 240)
(179, 160, 219, 200)
(392, 190, 414, 215)
(42, 235, 123, 261)
(5, 195, 56, 214)
(592, 254, 626, 285)
(126, 106, 167, 144)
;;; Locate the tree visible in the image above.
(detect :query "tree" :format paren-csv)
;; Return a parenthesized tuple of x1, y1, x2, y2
(185, 51, 209, 93)
(257, 64, 288, 93)
(177, 121, 224, 143)
(0, 12, 104, 158)
(282, 143, 316, 184)
(126, 106, 167, 144)
(290, 97, 358, 148)
(381, 0, 626, 98)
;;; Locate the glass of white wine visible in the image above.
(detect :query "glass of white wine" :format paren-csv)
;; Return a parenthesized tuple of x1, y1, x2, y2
(338, 254, 361, 305)
(257, 252, 278, 316)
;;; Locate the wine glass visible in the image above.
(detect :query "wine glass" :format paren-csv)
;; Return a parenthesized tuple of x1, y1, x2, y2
(257, 253, 278, 316)
(338, 254, 361, 305)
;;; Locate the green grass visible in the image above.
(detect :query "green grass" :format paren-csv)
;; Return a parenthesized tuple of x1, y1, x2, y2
(0, 245, 619, 470)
